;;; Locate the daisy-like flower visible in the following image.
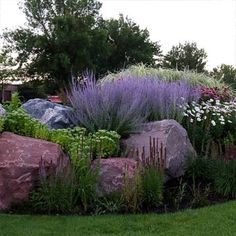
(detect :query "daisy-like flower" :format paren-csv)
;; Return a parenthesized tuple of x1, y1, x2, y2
(211, 120, 216, 126)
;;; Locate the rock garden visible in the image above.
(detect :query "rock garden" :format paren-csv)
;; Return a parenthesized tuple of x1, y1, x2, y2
(0, 66, 235, 215)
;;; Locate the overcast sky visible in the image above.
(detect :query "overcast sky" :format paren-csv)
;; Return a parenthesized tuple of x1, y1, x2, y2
(0, 0, 236, 70)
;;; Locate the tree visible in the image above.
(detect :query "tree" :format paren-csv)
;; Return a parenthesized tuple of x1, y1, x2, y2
(0, 53, 18, 102)
(2, 0, 102, 88)
(162, 42, 207, 73)
(210, 64, 236, 90)
(96, 15, 161, 74)
(2, 1, 160, 93)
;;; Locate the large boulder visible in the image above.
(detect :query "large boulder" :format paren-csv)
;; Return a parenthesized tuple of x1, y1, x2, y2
(22, 98, 76, 129)
(123, 120, 196, 179)
(0, 132, 69, 210)
(92, 158, 138, 196)
(0, 104, 6, 117)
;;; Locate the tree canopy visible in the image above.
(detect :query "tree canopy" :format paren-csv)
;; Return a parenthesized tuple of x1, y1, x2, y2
(162, 42, 207, 73)
(1, 0, 161, 92)
(211, 64, 236, 90)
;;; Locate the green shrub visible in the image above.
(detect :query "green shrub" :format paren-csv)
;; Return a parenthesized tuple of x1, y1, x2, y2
(213, 160, 236, 198)
(3, 92, 22, 112)
(186, 156, 215, 183)
(30, 159, 97, 214)
(141, 166, 163, 210)
(122, 168, 143, 213)
(0, 118, 4, 133)
(4, 109, 120, 162)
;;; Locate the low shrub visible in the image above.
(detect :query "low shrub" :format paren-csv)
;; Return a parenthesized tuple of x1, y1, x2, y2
(213, 160, 236, 198)
(4, 108, 120, 161)
(141, 166, 163, 210)
(3, 92, 22, 112)
(0, 118, 4, 133)
(30, 158, 97, 214)
(186, 156, 215, 183)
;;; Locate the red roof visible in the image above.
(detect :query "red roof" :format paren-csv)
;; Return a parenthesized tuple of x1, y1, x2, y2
(48, 96, 63, 104)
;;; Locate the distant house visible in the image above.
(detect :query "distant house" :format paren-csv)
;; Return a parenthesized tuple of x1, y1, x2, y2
(0, 84, 18, 102)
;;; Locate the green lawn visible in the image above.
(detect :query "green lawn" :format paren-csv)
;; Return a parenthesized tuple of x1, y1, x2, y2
(1, 201, 236, 236)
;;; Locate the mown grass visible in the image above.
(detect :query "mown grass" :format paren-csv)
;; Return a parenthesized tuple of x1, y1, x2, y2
(1, 201, 236, 236)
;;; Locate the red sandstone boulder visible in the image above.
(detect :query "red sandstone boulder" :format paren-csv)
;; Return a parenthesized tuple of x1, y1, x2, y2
(0, 132, 69, 210)
(92, 158, 138, 196)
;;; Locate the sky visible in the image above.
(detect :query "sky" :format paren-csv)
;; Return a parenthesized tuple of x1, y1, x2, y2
(0, 0, 236, 70)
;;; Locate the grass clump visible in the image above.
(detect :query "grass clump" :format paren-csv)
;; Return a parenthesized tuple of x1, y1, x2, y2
(101, 64, 228, 89)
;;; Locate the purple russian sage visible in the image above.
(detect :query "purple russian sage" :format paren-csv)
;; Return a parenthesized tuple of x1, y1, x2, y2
(67, 75, 200, 136)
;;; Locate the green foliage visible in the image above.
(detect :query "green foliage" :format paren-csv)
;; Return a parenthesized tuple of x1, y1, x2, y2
(211, 64, 236, 91)
(2, 1, 160, 91)
(162, 41, 207, 73)
(182, 99, 236, 156)
(0, 53, 21, 102)
(3, 108, 120, 162)
(213, 160, 236, 198)
(101, 64, 227, 89)
(141, 166, 163, 210)
(186, 156, 215, 183)
(30, 162, 97, 214)
(189, 180, 211, 209)
(4, 92, 22, 112)
(0, 118, 4, 133)
(18, 80, 48, 101)
(122, 166, 164, 213)
(97, 15, 161, 74)
(95, 193, 124, 215)
(122, 168, 143, 213)
(173, 178, 187, 211)
(186, 156, 236, 199)
(90, 130, 120, 157)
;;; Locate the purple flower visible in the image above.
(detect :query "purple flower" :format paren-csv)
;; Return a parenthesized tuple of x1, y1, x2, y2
(67, 75, 200, 136)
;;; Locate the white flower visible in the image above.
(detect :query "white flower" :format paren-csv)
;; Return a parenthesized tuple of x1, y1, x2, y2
(197, 117, 201, 122)
(190, 118, 194, 123)
(211, 120, 216, 126)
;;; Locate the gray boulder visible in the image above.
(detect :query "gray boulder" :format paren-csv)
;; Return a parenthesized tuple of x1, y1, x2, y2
(22, 98, 76, 129)
(123, 120, 196, 179)
(0, 104, 6, 117)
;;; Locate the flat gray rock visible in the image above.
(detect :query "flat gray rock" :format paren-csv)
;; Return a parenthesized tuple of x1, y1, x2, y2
(22, 98, 76, 129)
